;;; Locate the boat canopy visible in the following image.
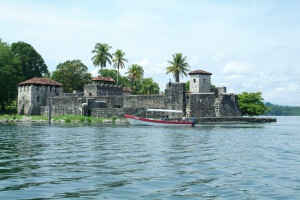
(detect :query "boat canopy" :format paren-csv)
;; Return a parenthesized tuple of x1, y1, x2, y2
(146, 108, 182, 113)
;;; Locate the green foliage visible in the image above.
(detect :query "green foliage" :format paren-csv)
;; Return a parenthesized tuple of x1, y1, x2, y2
(11, 41, 49, 80)
(100, 69, 131, 87)
(80, 116, 86, 122)
(138, 78, 160, 95)
(126, 64, 144, 89)
(112, 115, 118, 122)
(166, 53, 190, 82)
(112, 49, 128, 85)
(65, 117, 72, 123)
(52, 60, 92, 93)
(87, 117, 92, 123)
(186, 80, 190, 91)
(264, 103, 300, 116)
(0, 39, 22, 112)
(92, 43, 112, 70)
(238, 92, 270, 116)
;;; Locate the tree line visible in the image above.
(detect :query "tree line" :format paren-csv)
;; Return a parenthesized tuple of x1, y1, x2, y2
(1, 39, 279, 116)
(0, 40, 191, 112)
(264, 103, 300, 116)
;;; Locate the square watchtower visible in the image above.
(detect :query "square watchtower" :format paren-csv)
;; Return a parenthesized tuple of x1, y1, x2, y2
(188, 70, 212, 93)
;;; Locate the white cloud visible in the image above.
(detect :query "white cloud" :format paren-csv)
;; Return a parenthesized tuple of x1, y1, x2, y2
(222, 61, 253, 74)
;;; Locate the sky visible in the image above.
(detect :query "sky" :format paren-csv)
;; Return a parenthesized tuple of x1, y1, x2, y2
(1, 0, 300, 106)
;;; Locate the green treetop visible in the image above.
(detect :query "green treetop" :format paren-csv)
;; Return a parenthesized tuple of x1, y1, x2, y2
(11, 41, 49, 80)
(238, 92, 270, 116)
(126, 64, 144, 89)
(166, 53, 190, 82)
(112, 49, 128, 85)
(92, 43, 112, 71)
(52, 60, 92, 93)
(0, 39, 22, 112)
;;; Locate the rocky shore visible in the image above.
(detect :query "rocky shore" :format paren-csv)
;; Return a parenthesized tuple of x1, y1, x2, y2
(0, 116, 128, 124)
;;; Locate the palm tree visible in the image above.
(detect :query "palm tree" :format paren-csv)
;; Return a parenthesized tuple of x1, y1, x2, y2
(140, 78, 159, 95)
(112, 49, 128, 85)
(166, 53, 190, 82)
(91, 43, 112, 71)
(126, 64, 144, 89)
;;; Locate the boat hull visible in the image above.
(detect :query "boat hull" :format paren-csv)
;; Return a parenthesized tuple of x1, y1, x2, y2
(124, 114, 194, 126)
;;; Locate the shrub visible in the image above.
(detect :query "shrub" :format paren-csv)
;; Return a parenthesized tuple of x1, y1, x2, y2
(65, 117, 71, 123)
(80, 116, 85, 123)
(112, 115, 118, 122)
(87, 118, 92, 123)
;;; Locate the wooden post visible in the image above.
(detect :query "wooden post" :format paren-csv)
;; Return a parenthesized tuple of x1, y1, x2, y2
(48, 101, 51, 124)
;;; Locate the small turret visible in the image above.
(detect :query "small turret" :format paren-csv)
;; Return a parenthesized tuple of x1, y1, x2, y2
(188, 70, 212, 93)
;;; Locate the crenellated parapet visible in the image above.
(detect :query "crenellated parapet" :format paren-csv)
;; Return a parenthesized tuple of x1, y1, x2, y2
(84, 84, 123, 97)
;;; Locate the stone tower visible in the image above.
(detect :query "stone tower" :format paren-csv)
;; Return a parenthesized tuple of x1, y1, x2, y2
(17, 78, 63, 115)
(164, 82, 186, 116)
(188, 70, 212, 93)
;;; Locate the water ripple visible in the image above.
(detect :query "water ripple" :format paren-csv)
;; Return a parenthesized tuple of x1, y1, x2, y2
(0, 117, 300, 199)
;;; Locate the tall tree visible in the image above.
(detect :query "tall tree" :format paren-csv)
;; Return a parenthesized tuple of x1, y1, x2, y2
(11, 41, 49, 80)
(166, 53, 190, 82)
(126, 64, 144, 89)
(238, 92, 270, 116)
(100, 69, 130, 87)
(112, 49, 128, 85)
(139, 78, 160, 95)
(0, 39, 22, 112)
(91, 43, 112, 71)
(52, 60, 92, 93)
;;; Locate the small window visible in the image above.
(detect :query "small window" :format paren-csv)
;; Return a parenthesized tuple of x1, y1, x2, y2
(50, 87, 52, 91)
(89, 93, 92, 96)
(203, 79, 206, 83)
(37, 96, 40, 102)
(193, 79, 196, 83)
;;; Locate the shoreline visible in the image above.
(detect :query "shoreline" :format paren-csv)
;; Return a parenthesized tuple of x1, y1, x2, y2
(1, 115, 276, 124)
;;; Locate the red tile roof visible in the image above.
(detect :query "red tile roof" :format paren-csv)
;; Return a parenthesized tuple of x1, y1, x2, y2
(122, 87, 134, 92)
(18, 78, 63, 86)
(92, 76, 115, 82)
(188, 70, 212, 75)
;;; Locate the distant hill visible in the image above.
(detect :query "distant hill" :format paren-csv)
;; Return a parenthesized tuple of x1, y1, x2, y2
(264, 102, 300, 116)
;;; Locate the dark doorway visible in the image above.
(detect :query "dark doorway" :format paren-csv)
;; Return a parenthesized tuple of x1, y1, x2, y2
(88, 110, 91, 116)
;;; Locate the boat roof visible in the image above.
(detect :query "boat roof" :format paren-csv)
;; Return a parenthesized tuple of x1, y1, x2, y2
(147, 109, 182, 113)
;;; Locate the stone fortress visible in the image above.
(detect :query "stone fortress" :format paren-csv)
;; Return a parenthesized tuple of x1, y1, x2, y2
(17, 69, 242, 118)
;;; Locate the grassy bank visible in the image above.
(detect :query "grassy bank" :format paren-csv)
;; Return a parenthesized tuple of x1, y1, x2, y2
(0, 114, 123, 123)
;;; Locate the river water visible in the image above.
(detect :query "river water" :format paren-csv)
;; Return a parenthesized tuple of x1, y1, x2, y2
(0, 116, 299, 199)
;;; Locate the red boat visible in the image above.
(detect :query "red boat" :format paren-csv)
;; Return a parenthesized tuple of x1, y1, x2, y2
(124, 109, 195, 126)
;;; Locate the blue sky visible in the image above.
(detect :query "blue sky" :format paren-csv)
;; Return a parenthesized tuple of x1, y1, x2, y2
(1, 0, 299, 106)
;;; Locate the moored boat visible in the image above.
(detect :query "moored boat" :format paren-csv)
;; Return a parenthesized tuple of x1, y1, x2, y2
(124, 108, 196, 126)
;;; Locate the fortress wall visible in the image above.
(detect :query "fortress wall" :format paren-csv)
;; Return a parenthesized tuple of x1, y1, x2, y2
(92, 108, 181, 118)
(41, 96, 85, 116)
(186, 93, 216, 117)
(92, 108, 144, 118)
(123, 95, 164, 109)
(93, 96, 124, 108)
(164, 83, 186, 114)
(216, 94, 242, 117)
(84, 84, 123, 96)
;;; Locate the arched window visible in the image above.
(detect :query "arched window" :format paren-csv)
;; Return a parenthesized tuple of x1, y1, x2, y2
(37, 96, 40, 102)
